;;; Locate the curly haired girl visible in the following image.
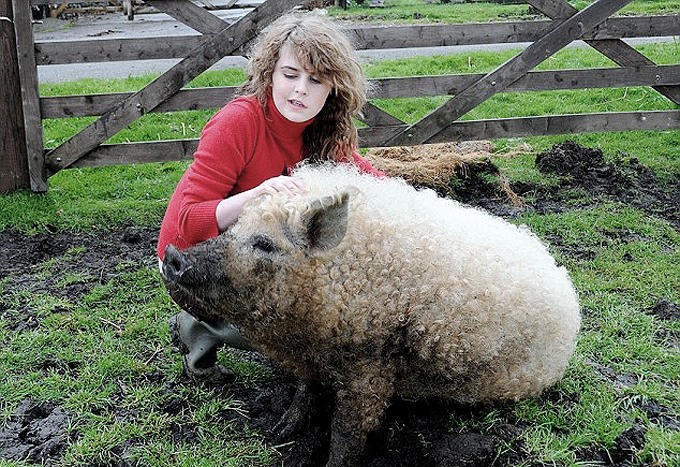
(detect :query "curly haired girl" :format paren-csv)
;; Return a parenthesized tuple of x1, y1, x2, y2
(158, 11, 383, 378)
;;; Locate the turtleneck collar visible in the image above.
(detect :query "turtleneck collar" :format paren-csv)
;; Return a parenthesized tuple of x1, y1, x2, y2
(266, 93, 316, 141)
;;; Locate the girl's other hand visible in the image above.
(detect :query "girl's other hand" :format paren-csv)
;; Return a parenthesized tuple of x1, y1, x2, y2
(257, 175, 307, 197)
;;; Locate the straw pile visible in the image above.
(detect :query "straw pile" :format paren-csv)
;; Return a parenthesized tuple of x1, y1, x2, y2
(363, 141, 525, 206)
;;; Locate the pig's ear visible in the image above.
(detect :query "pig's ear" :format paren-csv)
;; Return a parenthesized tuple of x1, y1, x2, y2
(303, 191, 350, 251)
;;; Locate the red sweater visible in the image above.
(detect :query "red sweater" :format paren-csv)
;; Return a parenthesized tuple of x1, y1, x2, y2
(157, 95, 382, 259)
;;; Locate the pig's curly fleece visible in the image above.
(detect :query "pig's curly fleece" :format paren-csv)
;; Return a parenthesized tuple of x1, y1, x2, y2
(232, 163, 581, 407)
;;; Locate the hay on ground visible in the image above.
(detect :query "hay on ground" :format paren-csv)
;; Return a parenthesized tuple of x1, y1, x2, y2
(363, 141, 528, 206)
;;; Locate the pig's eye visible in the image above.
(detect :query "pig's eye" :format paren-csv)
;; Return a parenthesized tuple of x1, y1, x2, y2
(251, 235, 279, 254)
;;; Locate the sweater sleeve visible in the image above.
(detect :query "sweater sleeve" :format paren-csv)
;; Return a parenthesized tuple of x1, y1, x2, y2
(349, 150, 386, 178)
(175, 103, 258, 246)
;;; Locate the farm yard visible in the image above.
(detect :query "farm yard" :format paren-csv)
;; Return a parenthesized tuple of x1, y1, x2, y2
(1, 0, 679, 466)
(1, 138, 678, 466)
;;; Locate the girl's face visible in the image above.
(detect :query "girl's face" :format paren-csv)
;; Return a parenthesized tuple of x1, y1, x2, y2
(271, 44, 332, 123)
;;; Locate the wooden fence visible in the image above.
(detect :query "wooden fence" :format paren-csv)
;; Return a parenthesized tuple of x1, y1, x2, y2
(2, 0, 679, 193)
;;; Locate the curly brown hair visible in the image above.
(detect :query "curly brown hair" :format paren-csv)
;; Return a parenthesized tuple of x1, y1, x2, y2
(239, 11, 367, 162)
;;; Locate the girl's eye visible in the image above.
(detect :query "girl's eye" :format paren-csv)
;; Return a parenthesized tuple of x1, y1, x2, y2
(310, 77, 322, 85)
(283, 73, 298, 80)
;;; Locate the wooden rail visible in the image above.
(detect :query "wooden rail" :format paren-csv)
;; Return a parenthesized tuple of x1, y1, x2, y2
(40, 64, 680, 118)
(34, 16, 680, 65)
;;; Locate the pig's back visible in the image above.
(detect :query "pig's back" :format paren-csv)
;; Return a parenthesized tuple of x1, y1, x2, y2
(294, 164, 580, 404)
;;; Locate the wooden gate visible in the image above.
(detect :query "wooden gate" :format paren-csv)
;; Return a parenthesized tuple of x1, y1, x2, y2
(382, 0, 680, 146)
(3, 0, 679, 193)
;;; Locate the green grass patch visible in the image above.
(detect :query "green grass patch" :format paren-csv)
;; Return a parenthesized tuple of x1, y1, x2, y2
(41, 69, 248, 149)
(39, 69, 248, 98)
(511, 203, 679, 466)
(327, 0, 680, 23)
(0, 161, 188, 233)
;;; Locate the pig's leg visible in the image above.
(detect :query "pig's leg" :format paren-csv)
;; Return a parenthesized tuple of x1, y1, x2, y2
(325, 363, 395, 467)
(271, 382, 313, 441)
(169, 311, 252, 378)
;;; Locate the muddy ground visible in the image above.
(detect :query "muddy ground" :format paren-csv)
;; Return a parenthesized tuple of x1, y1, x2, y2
(1, 142, 678, 466)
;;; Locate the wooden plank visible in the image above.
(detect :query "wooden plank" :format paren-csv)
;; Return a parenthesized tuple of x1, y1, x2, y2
(45, 0, 301, 175)
(582, 42, 680, 107)
(40, 64, 680, 119)
(146, 0, 255, 56)
(35, 36, 203, 65)
(527, 0, 680, 105)
(348, 15, 680, 49)
(41, 86, 239, 118)
(34, 15, 680, 65)
(528, 0, 581, 19)
(425, 110, 680, 143)
(347, 21, 556, 49)
(370, 64, 680, 98)
(384, 0, 636, 146)
(360, 110, 680, 147)
(0, 0, 30, 192)
(13, 0, 47, 192)
(69, 139, 200, 168)
(63, 109, 680, 168)
(587, 14, 679, 40)
(146, 0, 229, 35)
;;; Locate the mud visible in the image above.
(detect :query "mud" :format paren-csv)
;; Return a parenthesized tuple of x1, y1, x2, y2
(178, 366, 526, 467)
(448, 158, 525, 218)
(407, 140, 678, 229)
(528, 141, 679, 228)
(0, 399, 70, 463)
(649, 297, 680, 321)
(1, 141, 677, 465)
(0, 225, 157, 332)
(575, 423, 647, 466)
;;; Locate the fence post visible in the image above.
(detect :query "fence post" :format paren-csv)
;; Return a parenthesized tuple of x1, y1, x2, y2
(0, 0, 47, 193)
(0, 0, 29, 193)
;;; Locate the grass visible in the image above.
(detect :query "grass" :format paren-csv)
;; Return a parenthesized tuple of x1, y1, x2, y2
(507, 202, 679, 465)
(0, 267, 274, 466)
(3, 163, 678, 467)
(0, 161, 187, 233)
(2, 6, 679, 466)
(326, 0, 680, 23)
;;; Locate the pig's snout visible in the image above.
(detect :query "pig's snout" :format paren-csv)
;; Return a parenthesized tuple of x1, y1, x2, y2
(163, 245, 191, 283)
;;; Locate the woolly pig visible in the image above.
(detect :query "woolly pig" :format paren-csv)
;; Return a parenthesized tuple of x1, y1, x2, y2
(162, 164, 581, 466)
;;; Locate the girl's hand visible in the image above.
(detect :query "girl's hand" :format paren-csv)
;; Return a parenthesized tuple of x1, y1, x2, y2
(216, 176, 306, 232)
(257, 175, 307, 197)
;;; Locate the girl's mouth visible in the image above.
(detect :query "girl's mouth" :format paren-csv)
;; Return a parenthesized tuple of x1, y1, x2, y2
(289, 99, 307, 109)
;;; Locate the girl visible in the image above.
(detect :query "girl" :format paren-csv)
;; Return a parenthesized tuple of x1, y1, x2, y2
(158, 11, 384, 378)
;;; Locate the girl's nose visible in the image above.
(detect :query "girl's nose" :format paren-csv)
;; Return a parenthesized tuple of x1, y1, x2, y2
(295, 80, 308, 95)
